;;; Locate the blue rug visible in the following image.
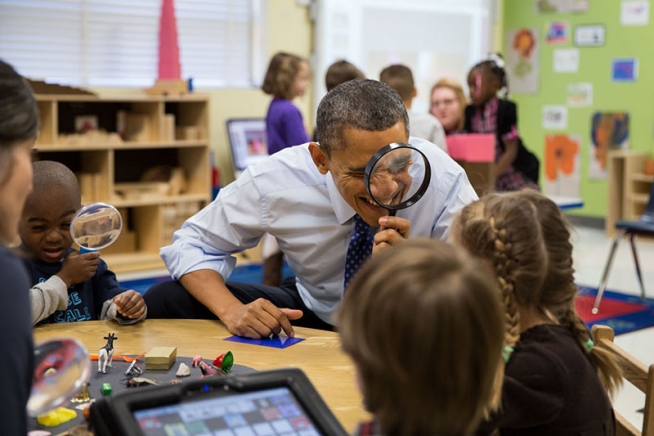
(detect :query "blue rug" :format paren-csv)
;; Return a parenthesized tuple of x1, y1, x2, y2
(120, 263, 294, 295)
(576, 285, 654, 335)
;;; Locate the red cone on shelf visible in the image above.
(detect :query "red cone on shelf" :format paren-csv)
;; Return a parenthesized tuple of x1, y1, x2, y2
(145, 0, 187, 95)
(158, 0, 181, 80)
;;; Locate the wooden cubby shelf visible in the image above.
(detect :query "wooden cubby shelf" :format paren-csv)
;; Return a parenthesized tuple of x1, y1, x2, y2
(34, 93, 212, 273)
(606, 150, 652, 237)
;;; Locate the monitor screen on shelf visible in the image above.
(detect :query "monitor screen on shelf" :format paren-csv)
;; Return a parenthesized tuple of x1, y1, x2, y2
(226, 119, 269, 173)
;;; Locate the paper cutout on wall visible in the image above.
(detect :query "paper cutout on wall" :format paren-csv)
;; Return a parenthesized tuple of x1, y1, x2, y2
(506, 28, 540, 94)
(621, 1, 650, 26)
(574, 24, 605, 47)
(543, 105, 568, 130)
(545, 21, 569, 44)
(567, 83, 593, 107)
(535, 0, 589, 13)
(553, 48, 580, 73)
(589, 112, 630, 179)
(612, 58, 638, 82)
(544, 134, 580, 197)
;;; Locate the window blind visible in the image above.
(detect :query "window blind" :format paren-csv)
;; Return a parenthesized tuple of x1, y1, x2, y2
(0, 0, 255, 88)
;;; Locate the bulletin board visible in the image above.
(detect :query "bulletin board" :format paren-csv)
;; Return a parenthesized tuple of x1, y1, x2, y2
(503, 0, 653, 217)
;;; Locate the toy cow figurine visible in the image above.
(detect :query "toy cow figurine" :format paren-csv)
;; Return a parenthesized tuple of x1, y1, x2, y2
(98, 333, 117, 374)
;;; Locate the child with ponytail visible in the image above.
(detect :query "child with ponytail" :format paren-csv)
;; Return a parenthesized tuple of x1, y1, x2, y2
(464, 54, 540, 192)
(453, 191, 619, 435)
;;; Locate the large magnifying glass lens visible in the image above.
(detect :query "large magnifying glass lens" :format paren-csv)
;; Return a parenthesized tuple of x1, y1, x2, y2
(71, 202, 123, 253)
(364, 143, 431, 216)
(28, 338, 91, 417)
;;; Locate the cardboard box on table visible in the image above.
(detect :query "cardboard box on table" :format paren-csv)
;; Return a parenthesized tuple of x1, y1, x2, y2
(446, 134, 495, 197)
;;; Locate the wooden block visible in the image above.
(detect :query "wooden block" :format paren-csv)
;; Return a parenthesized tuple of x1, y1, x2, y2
(145, 347, 177, 370)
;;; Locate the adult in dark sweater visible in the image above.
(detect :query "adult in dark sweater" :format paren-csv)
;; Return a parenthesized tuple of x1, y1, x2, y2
(0, 58, 40, 435)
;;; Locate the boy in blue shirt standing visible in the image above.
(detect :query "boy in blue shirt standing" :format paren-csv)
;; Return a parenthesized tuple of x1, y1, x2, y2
(19, 160, 147, 326)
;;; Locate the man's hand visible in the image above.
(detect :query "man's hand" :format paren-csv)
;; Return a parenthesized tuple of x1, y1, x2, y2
(372, 215, 411, 255)
(220, 298, 303, 339)
(56, 251, 100, 288)
(114, 290, 146, 319)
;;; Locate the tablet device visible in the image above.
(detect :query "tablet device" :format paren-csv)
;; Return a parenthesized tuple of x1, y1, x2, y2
(89, 368, 347, 436)
(226, 118, 269, 178)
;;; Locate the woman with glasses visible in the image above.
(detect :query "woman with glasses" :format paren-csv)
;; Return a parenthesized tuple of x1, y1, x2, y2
(429, 78, 468, 136)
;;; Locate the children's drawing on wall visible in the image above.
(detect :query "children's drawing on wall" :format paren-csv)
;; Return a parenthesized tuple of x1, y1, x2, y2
(535, 0, 589, 13)
(553, 48, 579, 73)
(567, 83, 593, 107)
(506, 28, 539, 93)
(612, 58, 638, 82)
(621, 1, 650, 26)
(589, 112, 630, 179)
(542, 106, 568, 130)
(545, 21, 569, 44)
(544, 134, 580, 197)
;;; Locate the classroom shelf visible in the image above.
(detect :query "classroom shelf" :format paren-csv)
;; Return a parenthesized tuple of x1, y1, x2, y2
(34, 93, 211, 273)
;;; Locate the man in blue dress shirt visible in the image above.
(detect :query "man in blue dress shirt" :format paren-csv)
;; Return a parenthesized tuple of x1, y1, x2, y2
(145, 79, 477, 338)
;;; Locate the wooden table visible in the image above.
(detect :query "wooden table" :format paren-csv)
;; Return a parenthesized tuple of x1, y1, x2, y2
(33, 319, 368, 432)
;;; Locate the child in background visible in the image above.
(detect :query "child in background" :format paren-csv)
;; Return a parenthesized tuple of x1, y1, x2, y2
(430, 78, 468, 136)
(452, 192, 619, 435)
(20, 160, 147, 326)
(325, 59, 365, 92)
(464, 54, 540, 192)
(379, 64, 447, 152)
(260, 52, 311, 286)
(337, 239, 505, 435)
(261, 51, 311, 155)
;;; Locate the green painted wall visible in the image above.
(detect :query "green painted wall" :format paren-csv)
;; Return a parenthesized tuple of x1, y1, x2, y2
(503, 1, 654, 217)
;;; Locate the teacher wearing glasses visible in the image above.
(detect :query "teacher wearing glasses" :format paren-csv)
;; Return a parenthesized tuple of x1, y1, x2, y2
(429, 78, 468, 136)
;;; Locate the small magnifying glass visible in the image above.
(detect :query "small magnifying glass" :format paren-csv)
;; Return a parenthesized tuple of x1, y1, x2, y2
(28, 338, 91, 417)
(70, 202, 123, 254)
(364, 142, 432, 217)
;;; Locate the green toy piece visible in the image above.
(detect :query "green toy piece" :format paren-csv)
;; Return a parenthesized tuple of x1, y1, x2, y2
(101, 382, 112, 395)
(213, 351, 234, 373)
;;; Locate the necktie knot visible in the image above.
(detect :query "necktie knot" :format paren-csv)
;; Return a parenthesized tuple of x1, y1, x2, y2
(344, 214, 374, 290)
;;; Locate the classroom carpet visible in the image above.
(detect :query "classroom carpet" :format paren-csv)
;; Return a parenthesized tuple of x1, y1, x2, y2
(575, 285, 654, 335)
(120, 263, 295, 296)
(122, 271, 654, 336)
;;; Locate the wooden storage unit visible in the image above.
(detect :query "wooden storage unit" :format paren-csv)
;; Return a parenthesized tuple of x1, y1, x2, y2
(606, 150, 651, 237)
(33, 94, 212, 273)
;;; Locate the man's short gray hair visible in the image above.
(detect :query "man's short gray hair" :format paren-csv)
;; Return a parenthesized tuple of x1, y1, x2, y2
(315, 79, 409, 157)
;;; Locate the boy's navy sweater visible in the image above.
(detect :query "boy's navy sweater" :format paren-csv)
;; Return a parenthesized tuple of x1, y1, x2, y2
(23, 250, 126, 325)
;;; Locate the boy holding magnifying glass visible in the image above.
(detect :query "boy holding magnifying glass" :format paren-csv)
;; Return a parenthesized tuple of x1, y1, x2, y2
(19, 161, 147, 326)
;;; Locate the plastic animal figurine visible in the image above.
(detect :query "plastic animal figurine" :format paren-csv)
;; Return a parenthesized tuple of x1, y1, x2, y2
(98, 333, 117, 374)
(191, 352, 234, 378)
(125, 377, 160, 388)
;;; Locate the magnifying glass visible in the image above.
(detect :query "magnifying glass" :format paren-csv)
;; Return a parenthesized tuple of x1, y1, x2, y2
(70, 202, 123, 254)
(364, 142, 432, 217)
(28, 338, 91, 417)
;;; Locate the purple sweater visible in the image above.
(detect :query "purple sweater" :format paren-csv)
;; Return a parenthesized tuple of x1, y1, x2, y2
(266, 97, 310, 155)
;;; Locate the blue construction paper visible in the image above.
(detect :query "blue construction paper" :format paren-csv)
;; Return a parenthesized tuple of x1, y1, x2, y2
(224, 335, 305, 348)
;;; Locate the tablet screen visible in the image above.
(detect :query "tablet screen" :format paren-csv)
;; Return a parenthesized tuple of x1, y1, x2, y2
(226, 119, 269, 172)
(134, 386, 321, 436)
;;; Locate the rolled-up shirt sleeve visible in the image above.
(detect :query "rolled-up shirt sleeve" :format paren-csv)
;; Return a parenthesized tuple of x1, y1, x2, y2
(160, 172, 266, 281)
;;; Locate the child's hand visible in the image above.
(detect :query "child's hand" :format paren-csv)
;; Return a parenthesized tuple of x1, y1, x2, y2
(57, 251, 100, 288)
(113, 290, 146, 319)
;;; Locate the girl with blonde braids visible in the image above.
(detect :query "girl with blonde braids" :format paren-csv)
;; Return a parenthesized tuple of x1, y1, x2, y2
(518, 190, 622, 396)
(453, 193, 616, 436)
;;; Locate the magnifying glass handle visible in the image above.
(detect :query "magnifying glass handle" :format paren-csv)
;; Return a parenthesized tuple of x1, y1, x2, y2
(79, 246, 97, 254)
(388, 209, 397, 217)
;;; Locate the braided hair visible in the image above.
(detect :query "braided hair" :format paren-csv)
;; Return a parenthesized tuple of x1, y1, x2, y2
(454, 194, 547, 409)
(515, 190, 622, 397)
